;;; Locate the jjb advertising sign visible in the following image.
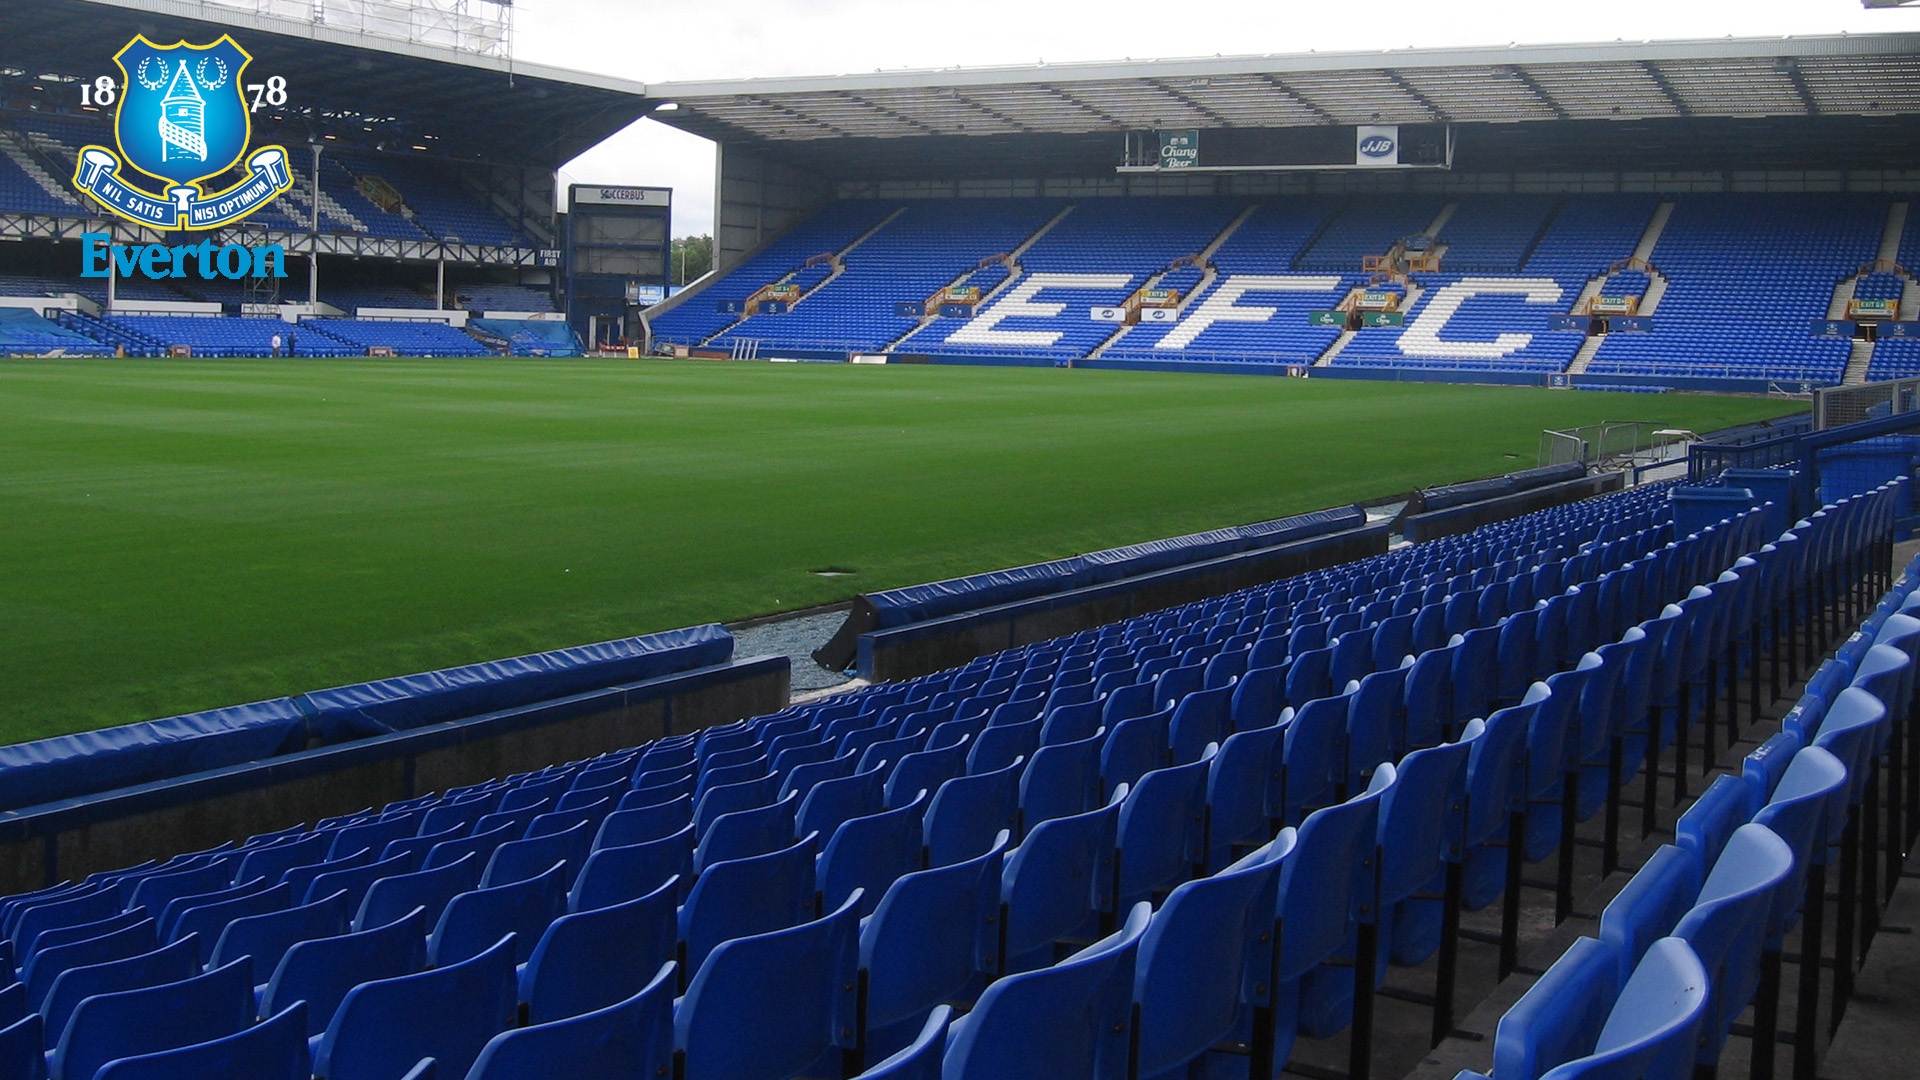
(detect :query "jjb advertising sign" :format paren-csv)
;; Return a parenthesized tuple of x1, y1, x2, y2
(1355, 125, 1399, 167)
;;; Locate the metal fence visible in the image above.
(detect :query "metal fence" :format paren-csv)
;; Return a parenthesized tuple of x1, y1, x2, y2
(1690, 408, 1920, 487)
(1813, 376, 1920, 430)
(1537, 420, 1676, 470)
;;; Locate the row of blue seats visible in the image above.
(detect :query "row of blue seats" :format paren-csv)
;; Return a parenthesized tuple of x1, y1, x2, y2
(0, 476, 1843, 1076)
(1454, 479, 1910, 1080)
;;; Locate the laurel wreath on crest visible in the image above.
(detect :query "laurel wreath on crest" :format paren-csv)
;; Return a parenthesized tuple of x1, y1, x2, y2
(135, 56, 166, 92)
(196, 56, 229, 91)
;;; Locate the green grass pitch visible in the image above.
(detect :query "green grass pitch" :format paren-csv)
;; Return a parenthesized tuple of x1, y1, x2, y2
(0, 358, 1800, 744)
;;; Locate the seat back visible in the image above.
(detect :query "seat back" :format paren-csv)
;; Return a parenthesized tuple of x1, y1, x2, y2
(818, 793, 929, 920)
(572, 821, 695, 912)
(169, 881, 292, 966)
(522, 876, 680, 1025)
(1541, 937, 1709, 1080)
(51, 956, 253, 1080)
(1000, 791, 1124, 971)
(695, 790, 802, 872)
(1675, 774, 1747, 873)
(796, 766, 887, 846)
(473, 964, 675, 1080)
(92, 1001, 309, 1080)
(924, 756, 1024, 867)
(1205, 721, 1287, 872)
(1283, 691, 1350, 823)
(1020, 730, 1105, 828)
(207, 886, 352, 978)
(1115, 754, 1214, 910)
(1813, 687, 1888, 809)
(1348, 666, 1409, 788)
(1273, 766, 1394, 985)
(262, 905, 429, 1037)
(22, 916, 160, 1011)
(1230, 663, 1288, 730)
(595, 796, 695, 850)
(675, 891, 862, 1080)
(1100, 706, 1174, 799)
(430, 859, 569, 966)
(1673, 823, 1794, 1065)
(356, 850, 481, 931)
(1597, 844, 1702, 986)
(40, 935, 199, 1049)
(885, 736, 972, 810)
(1378, 735, 1472, 908)
(1752, 746, 1847, 938)
(1132, 834, 1291, 1078)
(1488, 936, 1622, 1080)
(850, 1005, 949, 1080)
(315, 932, 518, 1080)
(1169, 686, 1233, 766)
(678, 833, 819, 973)
(484, 820, 592, 889)
(860, 833, 1008, 1044)
(942, 902, 1152, 1080)
(232, 832, 331, 888)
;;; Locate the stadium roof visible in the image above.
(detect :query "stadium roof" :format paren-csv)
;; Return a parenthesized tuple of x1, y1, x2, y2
(0, 0, 654, 168)
(644, 33, 1920, 179)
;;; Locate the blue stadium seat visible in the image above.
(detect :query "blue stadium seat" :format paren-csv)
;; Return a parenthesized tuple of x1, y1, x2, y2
(520, 876, 679, 1024)
(856, 832, 1007, 1067)
(312, 932, 517, 1080)
(92, 1001, 309, 1080)
(942, 901, 1151, 1080)
(49, 956, 254, 1080)
(261, 906, 429, 1038)
(429, 859, 568, 966)
(674, 891, 862, 1080)
(468, 961, 674, 1080)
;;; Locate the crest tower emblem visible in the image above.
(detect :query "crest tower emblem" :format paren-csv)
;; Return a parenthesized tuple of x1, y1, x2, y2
(73, 35, 294, 231)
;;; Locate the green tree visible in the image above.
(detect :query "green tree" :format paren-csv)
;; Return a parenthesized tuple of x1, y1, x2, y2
(672, 234, 713, 285)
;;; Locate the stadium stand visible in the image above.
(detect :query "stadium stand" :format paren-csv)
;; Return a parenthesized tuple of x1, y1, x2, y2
(336, 153, 530, 248)
(321, 284, 441, 313)
(650, 191, 1901, 386)
(3, 458, 1904, 1080)
(1296, 196, 1447, 271)
(468, 318, 583, 356)
(706, 198, 1063, 355)
(459, 283, 557, 313)
(0, 307, 111, 355)
(93, 315, 317, 358)
(648, 199, 913, 348)
(1586, 194, 1890, 384)
(301, 318, 494, 357)
(1104, 196, 1346, 366)
(917, 196, 1245, 362)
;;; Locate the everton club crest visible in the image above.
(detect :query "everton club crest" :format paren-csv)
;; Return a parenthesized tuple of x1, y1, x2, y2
(73, 35, 294, 231)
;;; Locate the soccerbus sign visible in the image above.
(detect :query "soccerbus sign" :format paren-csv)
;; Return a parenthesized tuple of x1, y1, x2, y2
(71, 34, 294, 281)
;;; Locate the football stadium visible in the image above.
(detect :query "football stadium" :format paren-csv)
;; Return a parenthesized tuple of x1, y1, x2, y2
(1, 0, 1919, 1077)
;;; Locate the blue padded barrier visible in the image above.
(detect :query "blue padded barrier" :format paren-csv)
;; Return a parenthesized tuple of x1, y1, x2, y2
(814, 506, 1364, 672)
(855, 522, 1389, 681)
(302, 625, 733, 742)
(1403, 473, 1625, 544)
(0, 700, 309, 815)
(0, 625, 734, 813)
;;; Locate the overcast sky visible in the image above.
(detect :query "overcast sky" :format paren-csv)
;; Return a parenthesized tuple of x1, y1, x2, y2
(506, 0, 1917, 237)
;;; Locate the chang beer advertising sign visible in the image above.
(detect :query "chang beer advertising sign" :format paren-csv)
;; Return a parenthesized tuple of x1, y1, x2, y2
(1158, 130, 1199, 169)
